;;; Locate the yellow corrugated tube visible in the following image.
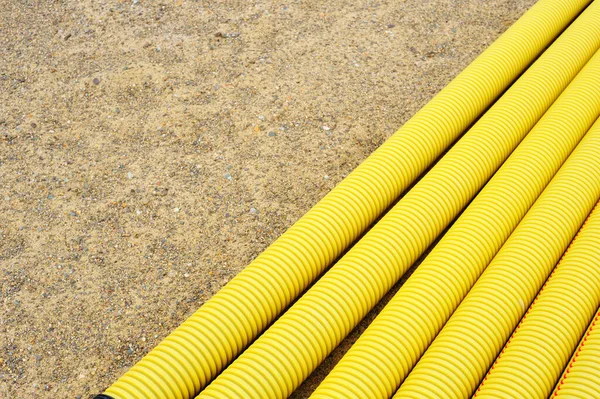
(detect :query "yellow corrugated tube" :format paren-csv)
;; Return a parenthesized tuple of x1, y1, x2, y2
(97, 1, 591, 399)
(394, 119, 600, 398)
(473, 200, 600, 398)
(196, 7, 600, 399)
(553, 307, 600, 398)
(310, 17, 600, 399)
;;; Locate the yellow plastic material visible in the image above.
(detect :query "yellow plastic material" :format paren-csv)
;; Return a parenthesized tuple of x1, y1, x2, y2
(474, 201, 600, 398)
(553, 307, 600, 398)
(310, 25, 600, 399)
(99, 1, 591, 398)
(196, 10, 600, 399)
(394, 121, 600, 398)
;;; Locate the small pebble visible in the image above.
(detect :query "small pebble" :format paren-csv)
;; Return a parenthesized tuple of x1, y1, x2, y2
(93, 78, 100, 85)
(136, 209, 142, 215)
(224, 173, 232, 181)
(268, 132, 276, 137)
(324, 175, 330, 180)
(250, 207, 257, 214)
(174, 207, 180, 213)
(47, 194, 55, 199)
(127, 172, 133, 179)
(322, 126, 331, 131)
(258, 115, 265, 121)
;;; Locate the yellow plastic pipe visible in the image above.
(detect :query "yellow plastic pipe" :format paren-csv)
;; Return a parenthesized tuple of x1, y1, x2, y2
(394, 120, 600, 398)
(473, 201, 600, 398)
(97, 1, 591, 398)
(310, 16, 600, 399)
(196, 8, 600, 399)
(553, 307, 600, 398)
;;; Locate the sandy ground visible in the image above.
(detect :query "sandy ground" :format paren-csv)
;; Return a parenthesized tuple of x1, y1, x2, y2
(0, 0, 537, 397)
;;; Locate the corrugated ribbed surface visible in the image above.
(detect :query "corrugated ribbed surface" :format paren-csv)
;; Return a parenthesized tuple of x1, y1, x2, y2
(310, 22, 600, 399)
(473, 201, 600, 398)
(102, 1, 592, 398)
(195, 6, 600, 399)
(394, 119, 600, 398)
(553, 308, 600, 397)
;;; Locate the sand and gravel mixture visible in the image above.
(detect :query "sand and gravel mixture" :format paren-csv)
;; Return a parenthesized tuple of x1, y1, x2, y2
(0, 0, 535, 397)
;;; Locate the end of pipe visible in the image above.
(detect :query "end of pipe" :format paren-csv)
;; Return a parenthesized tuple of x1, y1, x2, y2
(94, 395, 115, 399)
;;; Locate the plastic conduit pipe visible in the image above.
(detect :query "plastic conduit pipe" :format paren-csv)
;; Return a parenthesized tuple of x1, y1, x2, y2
(473, 200, 600, 398)
(196, 10, 600, 399)
(96, 1, 591, 398)
(394, 118, 600, 398)
(98, 2, 591, 399)
(309, 19, 600, 399)
(553, 307, 600, 398)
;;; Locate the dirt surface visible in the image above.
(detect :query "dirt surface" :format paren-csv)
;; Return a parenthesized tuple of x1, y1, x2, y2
(1, 0, 537, 397)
